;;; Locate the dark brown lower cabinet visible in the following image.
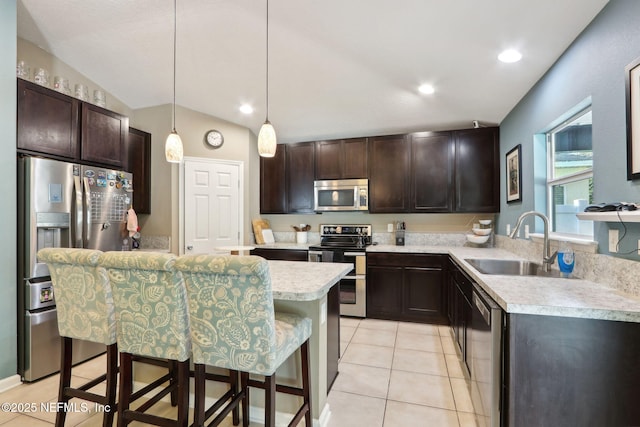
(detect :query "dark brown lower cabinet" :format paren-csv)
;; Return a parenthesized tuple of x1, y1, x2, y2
(505, 314, 640, 427)
(449, 261, 472, 374)
(366, 253, 447, 323)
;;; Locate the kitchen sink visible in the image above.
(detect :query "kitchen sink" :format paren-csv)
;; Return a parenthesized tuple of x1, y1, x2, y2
(464, 258, 566, 278)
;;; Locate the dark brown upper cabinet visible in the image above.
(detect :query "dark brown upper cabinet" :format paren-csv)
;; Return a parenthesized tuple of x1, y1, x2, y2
(409, 131, 454, 212)
(286, 141, 316, 213)
(17, 79, 130, 171)
(260, 145, 288, 214)
(315, 137, 368, 180)
(126, 127, 152, 214)
(369, 135, 411, 213)
(81, 103, 128, 168)
(454, 127, 500, 212)
(17, 78, 80, 159)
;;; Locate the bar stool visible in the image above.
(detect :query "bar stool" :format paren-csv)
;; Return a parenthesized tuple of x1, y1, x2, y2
(37, 248, 118, 427)
(175, 254, 312, 427)
(101, 251, 192, 427)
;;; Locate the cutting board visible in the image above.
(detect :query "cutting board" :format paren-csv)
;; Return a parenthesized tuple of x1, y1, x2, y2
(252, 219, 271, 244)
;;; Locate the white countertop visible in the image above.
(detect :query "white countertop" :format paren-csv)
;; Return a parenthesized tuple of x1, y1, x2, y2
(255, 243, 640, 322)
(369, 244, 640, 322)
(267, 260, 352, 302)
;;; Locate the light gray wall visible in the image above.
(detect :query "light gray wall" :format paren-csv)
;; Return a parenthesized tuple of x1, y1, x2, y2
(499, 0, 640, 261)
(0, 0, 18, 380)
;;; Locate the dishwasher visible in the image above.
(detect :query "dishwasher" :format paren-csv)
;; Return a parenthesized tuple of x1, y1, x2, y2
(470, 283, 503, 427)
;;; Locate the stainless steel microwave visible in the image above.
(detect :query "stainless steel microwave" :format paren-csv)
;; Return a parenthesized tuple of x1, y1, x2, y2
(314, 179, 369, 212)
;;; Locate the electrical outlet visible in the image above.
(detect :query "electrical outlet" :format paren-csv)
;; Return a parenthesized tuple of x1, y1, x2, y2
(506, 224, 511, 235)
(524, 224, 530, 239)
(609, 229, 619, 253)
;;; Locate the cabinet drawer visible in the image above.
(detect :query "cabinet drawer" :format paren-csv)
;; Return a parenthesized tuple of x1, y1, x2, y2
(367, 252, 445, 268)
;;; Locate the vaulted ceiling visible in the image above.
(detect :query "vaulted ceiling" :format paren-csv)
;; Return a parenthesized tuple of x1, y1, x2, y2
(17, 0, 609, 143)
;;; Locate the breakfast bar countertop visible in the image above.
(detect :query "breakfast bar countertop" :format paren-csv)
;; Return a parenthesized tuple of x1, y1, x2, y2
(267, 260, 352, 301)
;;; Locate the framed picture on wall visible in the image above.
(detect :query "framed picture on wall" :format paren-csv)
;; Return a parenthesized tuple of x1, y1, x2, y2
(626, 56, 640, 180)
(506, 144, 522, 203)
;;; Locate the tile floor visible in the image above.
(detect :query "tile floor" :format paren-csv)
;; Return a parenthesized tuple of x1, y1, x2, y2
(0, 318, 476, 426)
(328, 317, 477, 427)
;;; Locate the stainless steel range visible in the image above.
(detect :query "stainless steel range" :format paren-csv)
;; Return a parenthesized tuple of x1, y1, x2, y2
(308, 224, 372, 317)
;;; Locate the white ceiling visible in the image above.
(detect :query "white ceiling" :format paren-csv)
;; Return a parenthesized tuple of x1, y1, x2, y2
(17, 0, 609, 143)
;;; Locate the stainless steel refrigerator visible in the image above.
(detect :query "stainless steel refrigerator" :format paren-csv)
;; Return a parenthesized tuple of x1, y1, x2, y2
(18, 156, 133, 381)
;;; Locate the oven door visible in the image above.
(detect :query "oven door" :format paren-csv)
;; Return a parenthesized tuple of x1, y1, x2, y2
(341, 251, 366, 317)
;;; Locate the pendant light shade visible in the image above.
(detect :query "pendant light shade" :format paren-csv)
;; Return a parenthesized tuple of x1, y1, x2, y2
(165, 130, 183, 163)
(165, 0, 183, 163)
(258, 120, 277, 157)
(258, 0, 277, 158)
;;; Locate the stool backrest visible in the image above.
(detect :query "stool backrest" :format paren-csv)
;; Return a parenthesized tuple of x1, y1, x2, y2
(37, 248, 116, 345)
(175, 255, 278, 372)
(101, 251, 191, 362)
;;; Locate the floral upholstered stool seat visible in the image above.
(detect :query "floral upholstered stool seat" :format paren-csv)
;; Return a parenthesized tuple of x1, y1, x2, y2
(175, 254, 312, 427)
(37, 248, 119, 427)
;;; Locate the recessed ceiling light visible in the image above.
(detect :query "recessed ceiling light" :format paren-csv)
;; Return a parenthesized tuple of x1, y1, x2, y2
(418, 84, 435, 95)
(239, 104, 254, 114)
(498, 49, 522, 63)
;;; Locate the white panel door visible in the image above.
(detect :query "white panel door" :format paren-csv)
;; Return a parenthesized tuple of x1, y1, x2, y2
(184, 159, 241, 254)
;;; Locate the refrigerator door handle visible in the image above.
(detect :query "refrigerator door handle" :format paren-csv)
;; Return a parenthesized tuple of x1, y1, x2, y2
(83, 177, 91, 244)
(73, 174, 83, 248)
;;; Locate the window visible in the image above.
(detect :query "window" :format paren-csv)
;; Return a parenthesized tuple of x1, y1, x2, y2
(546, 107, 593, 236)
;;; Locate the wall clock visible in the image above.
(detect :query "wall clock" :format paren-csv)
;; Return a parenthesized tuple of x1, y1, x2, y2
(205, 129, 224, 148)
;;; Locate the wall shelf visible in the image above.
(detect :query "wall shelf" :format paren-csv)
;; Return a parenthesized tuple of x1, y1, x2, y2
(576, 211, 640, 223)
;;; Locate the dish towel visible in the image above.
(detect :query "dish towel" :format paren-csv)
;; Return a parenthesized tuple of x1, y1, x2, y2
(127, 207, 138, 237)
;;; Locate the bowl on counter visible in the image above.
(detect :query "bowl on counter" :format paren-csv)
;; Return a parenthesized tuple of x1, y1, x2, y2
(479, 219, 492, 225)
(472, 227, 492, 236)
(466, 234, 490, 244)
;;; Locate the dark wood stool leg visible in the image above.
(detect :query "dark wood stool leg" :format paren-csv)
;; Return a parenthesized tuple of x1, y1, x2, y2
(301, 340, 312, 427)
(55, 337, 72, 427)
(103, 343, 118, 427)
(194, 364, 206, 427)
(241, 372, 249, 427)
(169, 359, 179, 406)
(264, 374, 276, 427)
(176, 360, 190, 427)
(117, 352, 133, 427)
(230, 370, 240, 426)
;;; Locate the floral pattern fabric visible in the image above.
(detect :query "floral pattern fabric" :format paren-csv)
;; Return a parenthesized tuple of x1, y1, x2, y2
(37, 248, 116, 345)
(175, 254, 312, 376)
(101, 251, 191, 362)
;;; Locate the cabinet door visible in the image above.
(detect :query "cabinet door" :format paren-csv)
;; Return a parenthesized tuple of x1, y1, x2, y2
(410, 131, 454, 212)
(81, 103, 128, 168)
(260, 146, 287, 213)
(369, 135, 410, 213)
(454, 127, 499, 212)
(287, 142, 315, 213)
(403, 267, 447, 323)
(366, 265, 403, 319)
(342, 138, 368, 178)
(315, 140, 342, 180)
(17, 79, 80, 159)
(126, 127, 152, 214)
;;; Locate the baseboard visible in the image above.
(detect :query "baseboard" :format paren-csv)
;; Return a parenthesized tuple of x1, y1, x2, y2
(0, 375, 22, 393)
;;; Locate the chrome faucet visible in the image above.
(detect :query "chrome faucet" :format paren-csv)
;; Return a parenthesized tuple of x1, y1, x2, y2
(510, 211, 557, 272)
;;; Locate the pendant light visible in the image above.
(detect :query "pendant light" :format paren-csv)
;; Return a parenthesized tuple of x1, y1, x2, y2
(165, 0, 183, 163)
(258, 0, 277, 157)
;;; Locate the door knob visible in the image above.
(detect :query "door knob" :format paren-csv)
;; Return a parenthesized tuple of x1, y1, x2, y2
(186, 245, 193, 251)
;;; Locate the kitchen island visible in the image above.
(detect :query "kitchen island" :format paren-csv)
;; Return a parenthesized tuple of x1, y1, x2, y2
(267, 260, 351, 426)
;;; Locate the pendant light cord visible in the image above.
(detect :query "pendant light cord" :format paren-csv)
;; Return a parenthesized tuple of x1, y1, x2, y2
(265, 0, 269, 122)
(172, 0, 177, 131)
